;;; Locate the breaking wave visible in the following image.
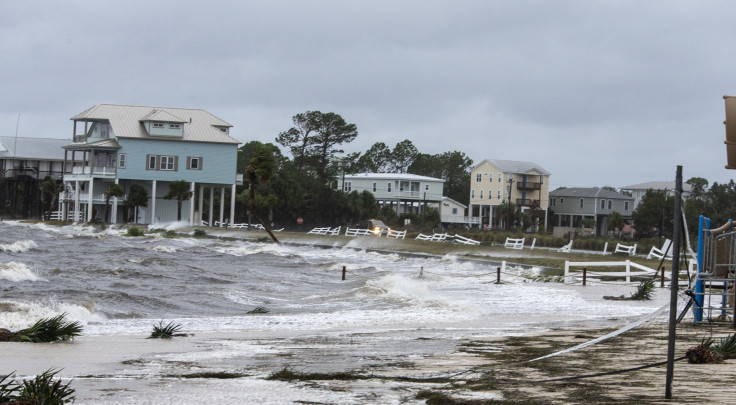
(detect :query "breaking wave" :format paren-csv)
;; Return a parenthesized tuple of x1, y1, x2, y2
(0, 240, 37, 253)
(0, 261, 40, 282)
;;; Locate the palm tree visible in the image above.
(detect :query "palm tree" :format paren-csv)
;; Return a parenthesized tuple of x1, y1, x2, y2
(104, 183, 125, 223)
(39, 176, 63, 220)
(163, 180, 192, 221)
(496, 201, 517, 231)
(125, 184, 148, 223)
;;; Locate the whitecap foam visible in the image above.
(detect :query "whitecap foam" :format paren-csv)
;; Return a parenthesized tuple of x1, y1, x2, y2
(0, 261, 40, 282)
(0, 240, 38, 253)
(0, 299, 107, 330)
(147, 220, 191, 231)
(151, 245, 178, 253)
(364, 274, 448, 306)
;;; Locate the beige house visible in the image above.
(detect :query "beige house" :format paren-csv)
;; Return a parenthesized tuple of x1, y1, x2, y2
(468, 159, 550, 230)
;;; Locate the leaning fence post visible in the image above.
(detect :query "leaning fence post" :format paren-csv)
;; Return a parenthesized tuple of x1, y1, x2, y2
(583, 268, 587, 286)
(342, 266, 346, 281)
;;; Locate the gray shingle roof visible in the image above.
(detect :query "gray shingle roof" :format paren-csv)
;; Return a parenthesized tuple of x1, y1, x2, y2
(0, 136, 69, 160)
(550, 187, 632, 199)
(71, 104, 239, 144)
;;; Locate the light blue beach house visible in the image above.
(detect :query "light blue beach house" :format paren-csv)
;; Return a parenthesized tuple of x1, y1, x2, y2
(61, 104, 242, 225)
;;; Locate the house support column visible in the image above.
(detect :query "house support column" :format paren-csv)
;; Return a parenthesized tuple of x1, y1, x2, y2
(230, 184, 236, 225)
(189, 182, 195, 226)
(151, 180, 157, 224)
(209, 187, 214, 227)
(198, 184, 205, 226)
(87, 178, 94, 222)
(112, 178, 119, 224)
(74, 181, 80, 223)
(219, 187, 225, 226)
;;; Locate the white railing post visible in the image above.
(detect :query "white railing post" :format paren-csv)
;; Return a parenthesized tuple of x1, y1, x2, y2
(626, 260, 631, 283)
(603, 242, 608, 255)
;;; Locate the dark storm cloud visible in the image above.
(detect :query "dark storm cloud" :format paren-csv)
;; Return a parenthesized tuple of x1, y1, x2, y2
(2, 0, 736, 188)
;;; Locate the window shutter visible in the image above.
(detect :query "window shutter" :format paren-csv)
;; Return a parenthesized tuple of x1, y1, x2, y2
(174, 156, 178, 171)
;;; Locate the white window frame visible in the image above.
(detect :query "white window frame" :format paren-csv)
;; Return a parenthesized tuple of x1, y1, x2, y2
(187, 156, 202, 170)
(625, 201, 630, 211)
(160, 156, 175, 171)
(476, 173, 481, 182)
(387, 182, 392, 192)
(344, 181, 351, 192)
(471, 189, 475, 199)
(118, 153, 126, 169)
(153, 122, 164, 129)
(148, 155, 156, 170)
(169, 123, 181, 129)
(372, 182, 377, 192)
(608, 200, 612, 210)
(480, 190, 483, 199)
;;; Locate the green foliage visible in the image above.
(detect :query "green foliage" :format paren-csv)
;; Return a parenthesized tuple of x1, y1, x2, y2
(379, 206, 398, 227)
(162, 230, 177, 238)
(246, 306, 269, 314)
(1, 314, 83, 343)
(148, 320, 183, 339)
(408, 151, 473, 204)
(712, 333, 736, 359)
(0, 369, 75, 404)
(632, 189, 673, 238)
(276, 111, 358, 183)
(193, 229, 207, 237)
(629, 279, 655, 300)
(608, 211, 625, 232)
(125, 227, 145, 237)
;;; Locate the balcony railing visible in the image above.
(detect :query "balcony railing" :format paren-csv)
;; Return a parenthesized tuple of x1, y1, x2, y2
(62, 192, 127, 202)
(516, 198, 540, 207)
(517, 182, 542, 191)
(395, 191, 421, 198)
(67, 165, 117, 177)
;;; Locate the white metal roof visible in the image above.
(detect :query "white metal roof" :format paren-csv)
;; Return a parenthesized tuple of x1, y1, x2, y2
(620, 181, 692, 193)
(71, 104, 239, 144)
(0, 136, 69, 160)
(343, 172, 444, 182)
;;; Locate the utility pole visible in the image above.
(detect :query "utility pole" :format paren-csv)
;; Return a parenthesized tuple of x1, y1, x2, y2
(507, 177, 514, 203)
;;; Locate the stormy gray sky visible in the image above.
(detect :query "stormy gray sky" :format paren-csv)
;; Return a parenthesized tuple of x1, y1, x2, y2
(2, 1, 736, 189)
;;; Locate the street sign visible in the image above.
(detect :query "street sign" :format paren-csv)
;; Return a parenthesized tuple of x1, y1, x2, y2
(297, 217, 304, 224)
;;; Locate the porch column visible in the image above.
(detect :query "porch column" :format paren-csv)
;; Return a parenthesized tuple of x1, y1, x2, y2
(209, 186, 214, 228)
(87, 178, 94, 222)
(151, 180, 157, 224)
(230, 184, 236, 225)
(219, 187, 225, 226)
(112, 178, 119, 224)
(189, 182, 196, 225)
(74, 181, 80, 223)
(198, 184, 205, 225)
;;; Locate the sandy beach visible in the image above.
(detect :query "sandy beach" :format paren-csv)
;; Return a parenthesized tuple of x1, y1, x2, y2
(2, 226, 734, 404)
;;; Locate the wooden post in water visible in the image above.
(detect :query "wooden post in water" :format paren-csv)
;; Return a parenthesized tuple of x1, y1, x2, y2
(342, 266, 346, 281)
(497, 267, 501, 284)
(582, 268, 587, 286)
(661, 266, 665, 288)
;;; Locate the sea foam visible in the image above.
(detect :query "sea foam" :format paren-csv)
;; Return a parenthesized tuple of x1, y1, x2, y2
(0, 261, 40, 282)
(0, 299, 106, 330)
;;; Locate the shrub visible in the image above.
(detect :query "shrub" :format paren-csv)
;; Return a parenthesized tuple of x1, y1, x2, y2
(125, 227, 145, 237)
(193, 229, 207, 237)
(0, 314, 82, 343)
(148, 320, 183, 339)
(0, 369, 75, 404)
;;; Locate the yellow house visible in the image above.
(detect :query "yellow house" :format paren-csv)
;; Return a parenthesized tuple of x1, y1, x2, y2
(469, 159, 550, 230)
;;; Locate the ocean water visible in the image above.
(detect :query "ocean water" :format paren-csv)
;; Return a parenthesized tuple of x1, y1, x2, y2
(0, 221, 668, 404)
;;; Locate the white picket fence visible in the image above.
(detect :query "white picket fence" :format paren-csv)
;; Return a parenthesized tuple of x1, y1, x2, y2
(564, 260, 663, 284)
(307, 226, 341, 236)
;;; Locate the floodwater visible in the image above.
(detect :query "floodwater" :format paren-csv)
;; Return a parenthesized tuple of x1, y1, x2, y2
(0, 221, 668, 404)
